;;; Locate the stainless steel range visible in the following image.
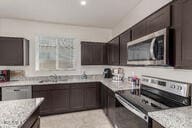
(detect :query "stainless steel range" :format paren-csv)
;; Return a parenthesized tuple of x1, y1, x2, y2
(115, 76, 191, 128)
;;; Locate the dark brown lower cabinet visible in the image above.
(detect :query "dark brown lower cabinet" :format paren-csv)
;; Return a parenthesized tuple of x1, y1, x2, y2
(52, 85, 70, 114)
(21, 107, 40, 128)
(101, 85, 116, 126)
(32, 83, 101, 116)
(152, 120, 164, 128)
(70, 84, 85, 110)
(85, 83, 100, 109)
(32, 90, 52, 115)
(107, 92, 116, 126)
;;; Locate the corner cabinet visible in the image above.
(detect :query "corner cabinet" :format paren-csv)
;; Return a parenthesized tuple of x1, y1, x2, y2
(81, 42, 107, 65)
(119, 29, 131, 65)
(101, 85, 116, 127)
(0, 37, 29, 66)
(107, 37, 120, 65)
(172, 0, 192, 69)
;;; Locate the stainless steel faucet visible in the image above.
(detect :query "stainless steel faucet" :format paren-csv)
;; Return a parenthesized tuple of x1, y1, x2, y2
(49, 74, 58, 82)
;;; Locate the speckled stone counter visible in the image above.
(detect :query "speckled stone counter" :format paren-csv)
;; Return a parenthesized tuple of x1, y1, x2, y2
(0, 98, 44, 128)
(149, 106, 192, 128)
(0, 76, 139, 92)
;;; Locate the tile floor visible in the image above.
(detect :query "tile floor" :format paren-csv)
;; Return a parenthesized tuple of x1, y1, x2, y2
(40, 109, 113, 128)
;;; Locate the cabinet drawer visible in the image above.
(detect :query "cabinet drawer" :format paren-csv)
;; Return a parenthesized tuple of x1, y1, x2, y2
(32, 85, 53, 91)
(52, 84, 70, 90)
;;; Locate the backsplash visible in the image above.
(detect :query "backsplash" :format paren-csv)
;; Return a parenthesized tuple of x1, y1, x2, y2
(10, 70, 25, 81)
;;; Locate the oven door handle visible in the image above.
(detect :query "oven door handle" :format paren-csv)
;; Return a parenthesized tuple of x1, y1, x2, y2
(150, 38, 156, 60)
(115, 94, 148, 122)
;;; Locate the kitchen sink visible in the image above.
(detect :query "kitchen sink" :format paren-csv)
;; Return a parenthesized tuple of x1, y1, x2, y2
(38, 79, 68, 83)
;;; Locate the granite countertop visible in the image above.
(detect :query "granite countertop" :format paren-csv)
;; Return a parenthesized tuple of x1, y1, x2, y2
(0, 76, 139, 92)
(149, 106, 192, 128)
(0, 98, 44, 128)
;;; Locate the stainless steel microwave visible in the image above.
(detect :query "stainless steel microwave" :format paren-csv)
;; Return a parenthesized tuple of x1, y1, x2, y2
(127, 28, 172, 66)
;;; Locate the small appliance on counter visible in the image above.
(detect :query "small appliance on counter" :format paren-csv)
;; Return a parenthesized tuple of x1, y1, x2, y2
(0, 70, 10, 82)
(112, 68, 124, 82)
(103, 68, 112, 78)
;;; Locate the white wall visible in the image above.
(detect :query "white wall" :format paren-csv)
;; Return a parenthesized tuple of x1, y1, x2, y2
(112, 0, 173, 37)
(112, 66, 192, 83)
(111, 0, 192, 83)
(0, 18, 112, 76)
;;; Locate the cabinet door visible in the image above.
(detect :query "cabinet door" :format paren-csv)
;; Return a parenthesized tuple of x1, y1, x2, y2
(172, 0, 192, 68)
(0, 37, 29, 66)
(84, 83, 100, 109)
(52, 88, 70, 114)
(108, 37, 120, 65)
(120, 29, 131, 65)
(0, 37, 23, 65)
(32, 91, 52, 115)
(132, 20, 147, 40)
(70, 85, 85, 110)
(101, 85, 108, 115)
(81, 42, 92, 65)
(147, 5, 171, 34)
(81, 42, 106, 65)
(107, 93, 116, 126)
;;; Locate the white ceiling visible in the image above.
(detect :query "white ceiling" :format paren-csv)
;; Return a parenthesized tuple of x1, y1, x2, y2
(0, 0, 142, 28)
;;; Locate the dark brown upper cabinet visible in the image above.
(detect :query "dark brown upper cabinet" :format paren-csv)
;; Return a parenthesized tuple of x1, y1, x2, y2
(119, 29, 131, 66)
(0, 37, 29, 66)
(146, 5, 171, 34)
(81, 42, 107, 65)
(132, 20, 147, 40)
(107, 37, 120, 65)
(172, 0, 192, 69)
(132, 5, 171, 40)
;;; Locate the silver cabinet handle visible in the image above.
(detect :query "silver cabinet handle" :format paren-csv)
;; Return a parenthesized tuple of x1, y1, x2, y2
(150, 38, 156, 60)
(115, 94, 148, 122)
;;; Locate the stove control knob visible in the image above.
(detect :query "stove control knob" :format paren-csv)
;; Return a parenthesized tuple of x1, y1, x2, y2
(177, 86, 182, 90)
(171, 84, 176, 89)
(142, 99, 149, 104)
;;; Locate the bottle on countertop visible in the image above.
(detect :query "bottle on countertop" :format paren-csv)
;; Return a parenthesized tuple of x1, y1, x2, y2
(130, 72, 140, 87)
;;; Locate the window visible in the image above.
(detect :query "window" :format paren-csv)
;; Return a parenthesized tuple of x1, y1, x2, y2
(36, 36, 76, 71)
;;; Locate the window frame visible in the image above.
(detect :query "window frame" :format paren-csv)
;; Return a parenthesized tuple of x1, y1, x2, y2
(35, 36, 77, 71)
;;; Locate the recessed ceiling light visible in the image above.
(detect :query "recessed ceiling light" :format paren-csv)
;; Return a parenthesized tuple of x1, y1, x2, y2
(80, 0, 87, 6)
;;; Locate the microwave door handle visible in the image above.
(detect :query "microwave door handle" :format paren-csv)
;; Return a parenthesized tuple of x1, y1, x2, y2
(150, 38, 156, 60)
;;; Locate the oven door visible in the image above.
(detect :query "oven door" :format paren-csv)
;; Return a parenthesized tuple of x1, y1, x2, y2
(115, 94, 148, 128)
(127, 28, 167, 66)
